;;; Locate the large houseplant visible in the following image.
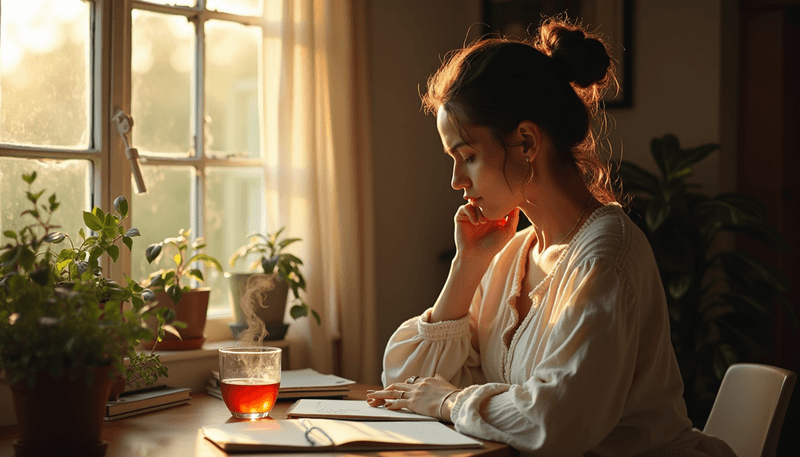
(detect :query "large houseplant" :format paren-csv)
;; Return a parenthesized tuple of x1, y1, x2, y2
(227, 227, 319, 341)
(618, 134, 794, 426)
(0, 172, 170, 456)
(142, 228, 223, 349)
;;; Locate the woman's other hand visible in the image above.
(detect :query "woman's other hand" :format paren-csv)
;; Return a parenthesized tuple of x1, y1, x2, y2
(366, 374, 461, 422)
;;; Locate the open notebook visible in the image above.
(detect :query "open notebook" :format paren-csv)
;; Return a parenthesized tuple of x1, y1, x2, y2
(203, 418, 483, 452)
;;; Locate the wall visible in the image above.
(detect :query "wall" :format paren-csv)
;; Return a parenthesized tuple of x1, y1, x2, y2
(367, 0, 728, 380)
(368, 0, 483, 376)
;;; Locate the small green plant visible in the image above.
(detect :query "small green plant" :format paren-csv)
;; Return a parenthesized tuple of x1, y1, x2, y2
(619, 134, 795, 425)
(229, 227, 320, 324)
(0, 172, 170, 388)
(144, 228, 223, 305)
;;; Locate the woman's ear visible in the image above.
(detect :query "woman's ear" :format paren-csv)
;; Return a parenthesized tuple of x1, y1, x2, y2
(515, 120, 542, 162)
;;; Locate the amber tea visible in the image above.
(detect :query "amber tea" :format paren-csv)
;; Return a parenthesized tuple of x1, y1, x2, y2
(218, 347, 282, 419)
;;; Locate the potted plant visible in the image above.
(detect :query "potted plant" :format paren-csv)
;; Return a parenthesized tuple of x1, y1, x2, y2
(0, 172, 170, 456)
(618, 134, 795, 426)
(227, 227, 319, 341)
(142, 228, 223, 350)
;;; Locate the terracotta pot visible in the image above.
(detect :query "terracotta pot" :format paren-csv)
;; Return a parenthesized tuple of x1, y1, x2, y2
(142, 288, 210, 350)
(225, 273, 289, 340)
(10, 365, 113, 457)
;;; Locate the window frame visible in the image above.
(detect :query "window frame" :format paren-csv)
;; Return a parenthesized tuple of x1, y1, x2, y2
(0, 0, 277, 339)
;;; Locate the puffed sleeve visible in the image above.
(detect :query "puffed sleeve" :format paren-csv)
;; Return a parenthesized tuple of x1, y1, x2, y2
(381, 285, 485, 387)
(450, 258, 640, 456)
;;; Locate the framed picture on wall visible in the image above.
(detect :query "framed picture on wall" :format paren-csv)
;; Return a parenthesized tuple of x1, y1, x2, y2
(482, 0, 633, 108)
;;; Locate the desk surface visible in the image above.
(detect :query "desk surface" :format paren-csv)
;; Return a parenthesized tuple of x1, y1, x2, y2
(0, 384, 517, 457)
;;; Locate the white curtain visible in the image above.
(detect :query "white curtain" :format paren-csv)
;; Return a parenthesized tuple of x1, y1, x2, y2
(261, 0, 379, 384)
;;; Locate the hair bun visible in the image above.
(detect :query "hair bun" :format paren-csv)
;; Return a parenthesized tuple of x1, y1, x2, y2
(543, 26, 611, 88)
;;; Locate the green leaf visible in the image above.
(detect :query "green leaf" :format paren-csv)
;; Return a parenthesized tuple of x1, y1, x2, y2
(145, 243, 162, 263)
(187, 268, 204, 282)
(2, 230, 16, 239)
(188, 253, 223, 272)
(93, 206, 106, 221)
(123, 236, 133, 251)
(107, 245, 120, 262)
(26, 190, 45, 204)
(22, 171, 37, 184)
(113, 195, 129, 217)
(290, 304, 308, 319)
(83, 211, 103, 231)
(79, 227, 86, 240)
(277, 238, 301, 249)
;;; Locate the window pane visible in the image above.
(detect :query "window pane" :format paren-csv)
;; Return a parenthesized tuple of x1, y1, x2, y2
(0, 0, 90, 148)
(0, 157, 90, 240)
(131, 10, 194, 156)
(206, 0, 263, 16)
(205, 20, 261, 159)
(205, 167, 266, 312)
(130, 165, 194, 285)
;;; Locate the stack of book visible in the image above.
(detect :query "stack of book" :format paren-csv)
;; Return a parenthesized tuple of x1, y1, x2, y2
(105, 386, 191, 421)
(207, 368, 355, 400)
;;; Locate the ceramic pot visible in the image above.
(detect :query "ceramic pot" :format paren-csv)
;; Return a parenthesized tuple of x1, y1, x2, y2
(225, 272, 289, 340)
(142, 288, 210, 350)
(10, 365, 113, 457)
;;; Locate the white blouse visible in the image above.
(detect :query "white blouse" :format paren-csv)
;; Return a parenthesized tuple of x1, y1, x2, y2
(382, 204, 735, 457)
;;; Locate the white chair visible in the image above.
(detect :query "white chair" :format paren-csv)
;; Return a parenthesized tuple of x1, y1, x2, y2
(703, 363, 796, 457)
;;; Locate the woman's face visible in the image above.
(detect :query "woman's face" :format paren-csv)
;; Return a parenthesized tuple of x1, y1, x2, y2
(437, 106, 528, 221)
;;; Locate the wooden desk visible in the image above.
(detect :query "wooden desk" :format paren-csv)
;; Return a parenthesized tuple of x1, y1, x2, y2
(0, 384, 517, 457)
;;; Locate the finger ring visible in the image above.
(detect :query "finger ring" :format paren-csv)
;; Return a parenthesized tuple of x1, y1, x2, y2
(406, 375, 418, 384)
(399, 391, 405, 399)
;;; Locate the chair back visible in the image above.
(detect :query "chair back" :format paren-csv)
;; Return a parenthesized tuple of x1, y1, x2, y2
(703, 363, 796, 457)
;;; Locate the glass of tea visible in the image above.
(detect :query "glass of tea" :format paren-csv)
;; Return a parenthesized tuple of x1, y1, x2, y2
(218, 346, 281, 419)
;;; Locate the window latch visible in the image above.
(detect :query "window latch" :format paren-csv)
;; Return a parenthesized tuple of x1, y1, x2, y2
(112, 109, 147, 194)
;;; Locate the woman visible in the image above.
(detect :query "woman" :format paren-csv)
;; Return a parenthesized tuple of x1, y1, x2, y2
(366, 18, 736, 457)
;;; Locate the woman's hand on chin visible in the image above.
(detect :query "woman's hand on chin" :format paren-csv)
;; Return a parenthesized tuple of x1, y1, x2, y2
(455, 205, 519, 264)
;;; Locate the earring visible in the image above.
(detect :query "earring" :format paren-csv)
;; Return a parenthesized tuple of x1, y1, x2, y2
(521, 158, 535, 205)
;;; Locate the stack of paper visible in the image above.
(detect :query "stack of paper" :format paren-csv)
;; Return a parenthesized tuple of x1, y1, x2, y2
(105, 386, 191, 421)
(206, 368, 355, 400)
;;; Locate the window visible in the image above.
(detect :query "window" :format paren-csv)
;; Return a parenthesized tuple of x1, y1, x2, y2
(0, 0, 277, 325)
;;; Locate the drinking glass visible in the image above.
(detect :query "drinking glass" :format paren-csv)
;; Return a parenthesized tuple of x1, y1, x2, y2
(218, 346, 281, 419)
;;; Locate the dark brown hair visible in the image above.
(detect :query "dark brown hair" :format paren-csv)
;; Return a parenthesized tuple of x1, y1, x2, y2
(422, 18, 618, 204)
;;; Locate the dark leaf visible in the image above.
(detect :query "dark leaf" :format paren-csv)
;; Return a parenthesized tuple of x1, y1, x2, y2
(650, 134, 681, 178)
(261, 256, 278, 274)
(672, 143, 720, 177)
(123, 236, 133, 251)
(30, 268, 50, 286)
(22, 172, 36, 184)
(166, 285, 182, 305)
(618, 161, 660, 196)
(113, 195, 129, 217)
(145, 243, 162, 263)
(645, 194, 669, 232)
(124, 228, 140, 237)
